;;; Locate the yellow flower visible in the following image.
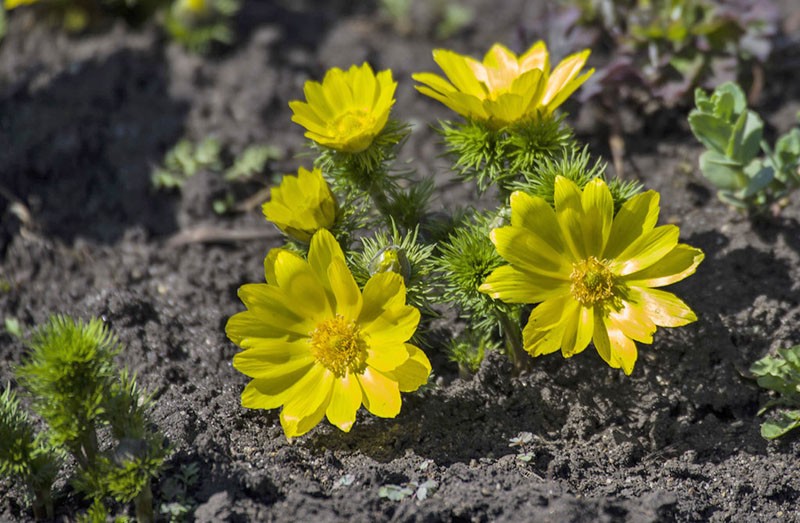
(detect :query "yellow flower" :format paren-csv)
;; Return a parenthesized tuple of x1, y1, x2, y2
(4, 0, 39, 9)
(226, 229, 431, 438)
(289, 63, 397, 153)
(412, 42, 594, 128)
(262, 166, 337, 243)
(479, 177, 704, 374)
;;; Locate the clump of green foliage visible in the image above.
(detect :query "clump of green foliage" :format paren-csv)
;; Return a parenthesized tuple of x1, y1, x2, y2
(3, 0, 240, 51)
(750, 345, 800, 439)
(378, 0, 474, 39)
(163, 0, 240, 53)
(0, 316, 168, 521)
(558, 0, 777, 107)
(0, 387, 59, 520)
(688, 81, 800, 211)
(151, 137, 282, 214)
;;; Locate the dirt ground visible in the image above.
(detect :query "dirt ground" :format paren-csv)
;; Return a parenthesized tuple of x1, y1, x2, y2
(2, 0, 800, 521)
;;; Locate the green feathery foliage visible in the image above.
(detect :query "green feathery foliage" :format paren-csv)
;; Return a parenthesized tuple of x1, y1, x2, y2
(511, 146, 642, 212)
(0, 387, 59, 521)
(314, 119, 414, 229)
(447, 329, 499, 378)
(17, 316, 121, 468)
(350, 224, 437, 316)
(12, 316, 167, 522)
(439, 116, 575, 193)
(385, 178, 436, 234)
(433, 211, 511, 336)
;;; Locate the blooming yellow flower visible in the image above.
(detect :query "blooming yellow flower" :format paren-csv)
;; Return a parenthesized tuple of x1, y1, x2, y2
(412, 42, 594, 128)
(226, 229, 431, 438)
(289, 63, 397, 153)
(262, 166, 337, 243)
(479, 177, 704, 374)
(4, 0, 39, 9)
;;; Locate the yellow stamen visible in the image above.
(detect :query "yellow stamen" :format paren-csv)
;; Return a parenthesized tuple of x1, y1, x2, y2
(309, 315, 367, 377)
(570, 256, 615, 307)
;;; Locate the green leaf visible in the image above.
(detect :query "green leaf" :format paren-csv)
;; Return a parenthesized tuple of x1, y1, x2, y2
(688, 112, 731, 154)
(742, 162, 774, 198)
(698, 151, 747, 190)
(727, 110, 763, 164)
(761, 410, 800, 440)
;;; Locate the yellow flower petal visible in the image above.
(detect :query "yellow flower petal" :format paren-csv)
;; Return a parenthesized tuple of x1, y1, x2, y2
(362, 305, 420, 346)
(432, 49, 486, 97)
(358, 367, 401, 418)
(280, 365, 334, 438)
(232, 341, 314, 380)
(629, 287, 697, 327)
(491, 226, 571, 277)
(580, 178, 614, 256)
(519, 41, 549, 72)
(228, 284, 315, 342)
(610, 225, 680, 276)
(328, 257, 363, 320)
(560, 301, 593, 358)
(542, 49, 591, 107)
(554, 177, 587, 260)
(411, 72, 459, 96)
(604, 190, 660, 260)
(366, 342, 409, 373)
(523, 321, 566, 356)
(605, 323, 638, 375)
(273, 250, 331, 320)
(241, 362, 317, 410)
(525, 294, 572, 332)
(606, 299, 656, 344)
(358, 272, 406, 325)
(263, 248, 281, 285)
(309, 228, 346, 291)
(480, 265, 568, 303)
(623, 244, 704, 288)
(390, 344, 431, 392)
(325, 374, 362, 432)
(509, 191, 564, 253)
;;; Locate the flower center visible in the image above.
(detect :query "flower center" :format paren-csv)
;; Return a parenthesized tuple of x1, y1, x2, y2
(570, 256, 615, 307)
(331, 109, 374, 138)
(309, 315, 367, 377)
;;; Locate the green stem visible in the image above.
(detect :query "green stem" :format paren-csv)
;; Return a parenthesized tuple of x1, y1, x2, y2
(495, 308, 529, 374)
(134, 480, 154, 523)
(31, 487, 53, 521)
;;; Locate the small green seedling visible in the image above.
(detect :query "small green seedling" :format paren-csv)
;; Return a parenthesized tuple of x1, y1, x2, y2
(151, 137, 222, 190)
(0, 387, 59, 520)
(689, 82, 800, 211)
(751, 345, 800, 439)
(0, 315, 168, 521)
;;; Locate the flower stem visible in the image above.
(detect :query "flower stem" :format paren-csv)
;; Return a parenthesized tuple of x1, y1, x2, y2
(134, 480, 155, 523)
(495, 308, 529, 374)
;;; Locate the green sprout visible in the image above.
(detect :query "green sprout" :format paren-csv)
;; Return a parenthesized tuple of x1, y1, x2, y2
(163, 0, 240, 53)
(689, 81, 800, 211)
(0, 387, 59, 521)
(750, 345, 800, 439)
(151, 137, 222, 190)
(5, 315, 168, 522)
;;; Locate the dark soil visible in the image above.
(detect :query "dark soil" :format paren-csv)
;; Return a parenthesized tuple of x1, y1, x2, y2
(2, 1, 800, 522)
